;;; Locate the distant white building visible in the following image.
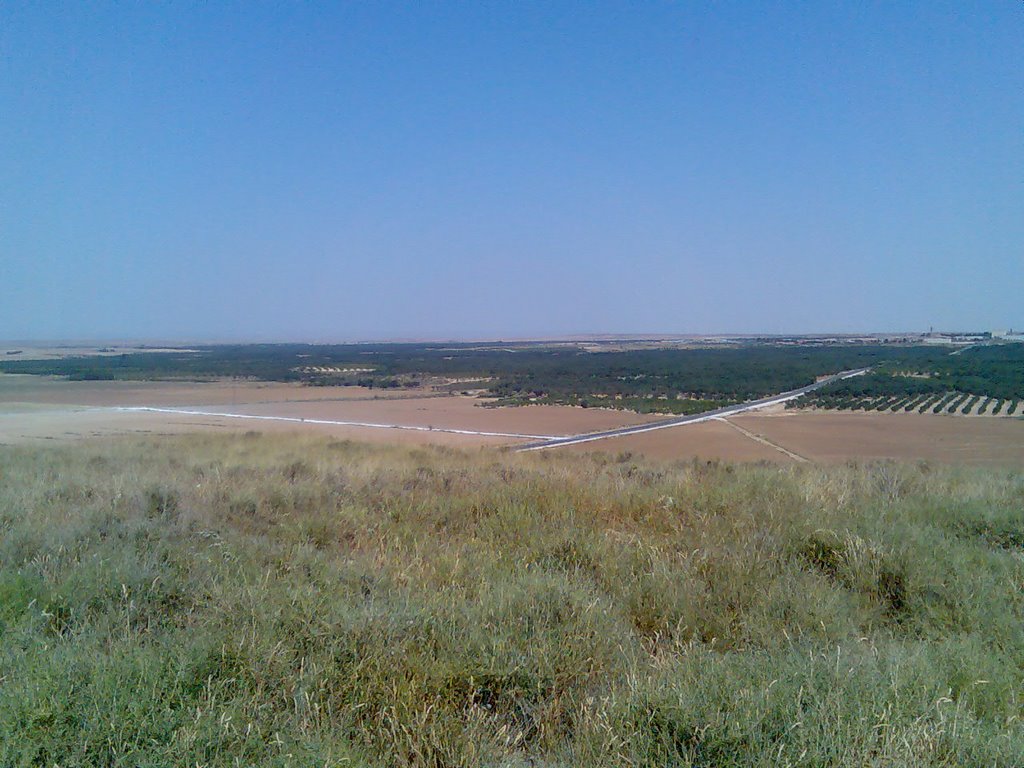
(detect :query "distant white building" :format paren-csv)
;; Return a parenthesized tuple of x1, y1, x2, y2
(919, 329, 1023, 344)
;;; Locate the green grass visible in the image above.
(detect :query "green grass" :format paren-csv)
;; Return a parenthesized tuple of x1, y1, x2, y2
(1, 434, 1023, 766)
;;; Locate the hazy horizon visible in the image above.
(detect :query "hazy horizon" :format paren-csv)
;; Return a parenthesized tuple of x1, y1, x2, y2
(3, 3, 1022, 340)
(4, 327, 1019, 348)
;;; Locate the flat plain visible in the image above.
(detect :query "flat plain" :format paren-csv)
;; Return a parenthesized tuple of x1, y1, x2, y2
(563, 410, 1024, 466)
(2, 373, 1021, 465)
(732, 409, 1024, 466)
(3, 346, 1023, 765)
(0, 374, 661, 448)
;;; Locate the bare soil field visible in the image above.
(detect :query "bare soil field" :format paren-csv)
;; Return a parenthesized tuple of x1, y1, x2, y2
(564, 419, 791, 463)
(0, 375, 659, 447)
(556, 404, 1023, 466)
(730, 411, 1024, 466)
(0, 406, 513, 448)
(204, 398, 660, 436)
(0, 375, 428, 407)
(2, 375, 1021, 465)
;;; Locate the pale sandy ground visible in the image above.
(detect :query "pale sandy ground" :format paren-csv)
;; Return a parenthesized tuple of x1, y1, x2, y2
(0, 375, 430, 407)
(546, 404, 1024, 466)
(0, 375, 659, 447)
(2, 375, 1021, 465)
(0, 406, 510, 448)
(730, 411, 1024, 466)
(193, 398, 660, 436)
(563, 419, 791, 463)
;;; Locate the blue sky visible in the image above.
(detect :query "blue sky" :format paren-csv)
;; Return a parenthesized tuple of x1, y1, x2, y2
(1, 2, 1021, 340)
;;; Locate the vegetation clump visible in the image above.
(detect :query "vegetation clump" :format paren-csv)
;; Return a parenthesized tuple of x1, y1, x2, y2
(1, 435, 1023, 765)
(806, 345, 1024, 413)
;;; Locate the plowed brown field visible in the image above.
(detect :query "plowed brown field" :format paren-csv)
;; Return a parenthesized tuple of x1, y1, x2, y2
(0, 375, 659, 446)
(3, 375, 1021, 465)
(731, 411, 1024, 466)
(570, 411, 1024, 466)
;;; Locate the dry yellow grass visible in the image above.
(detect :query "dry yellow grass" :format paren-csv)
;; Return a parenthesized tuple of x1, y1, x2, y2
(2, 433, 1023, 765)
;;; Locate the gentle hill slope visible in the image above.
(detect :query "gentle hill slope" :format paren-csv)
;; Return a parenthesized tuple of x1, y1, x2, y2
(1, 435, 1023, 765)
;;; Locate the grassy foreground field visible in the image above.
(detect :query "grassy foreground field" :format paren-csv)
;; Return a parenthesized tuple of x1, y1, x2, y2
(1, 436, 1023, 766)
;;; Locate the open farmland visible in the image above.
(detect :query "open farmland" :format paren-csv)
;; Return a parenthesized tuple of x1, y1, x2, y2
(2, 340, 1022, 464)
(798, 344, 1024, 417)
(0, 340, 969, 416)
(563, 418, 792, 463)
(732, 410, 1024, 466)
(0, 375, 431, 408)
(0, 374, 660, 448)
(7, 2, 1022, 764)
(562, 408, 1024, 466)
(2, 373, 1021, 466)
